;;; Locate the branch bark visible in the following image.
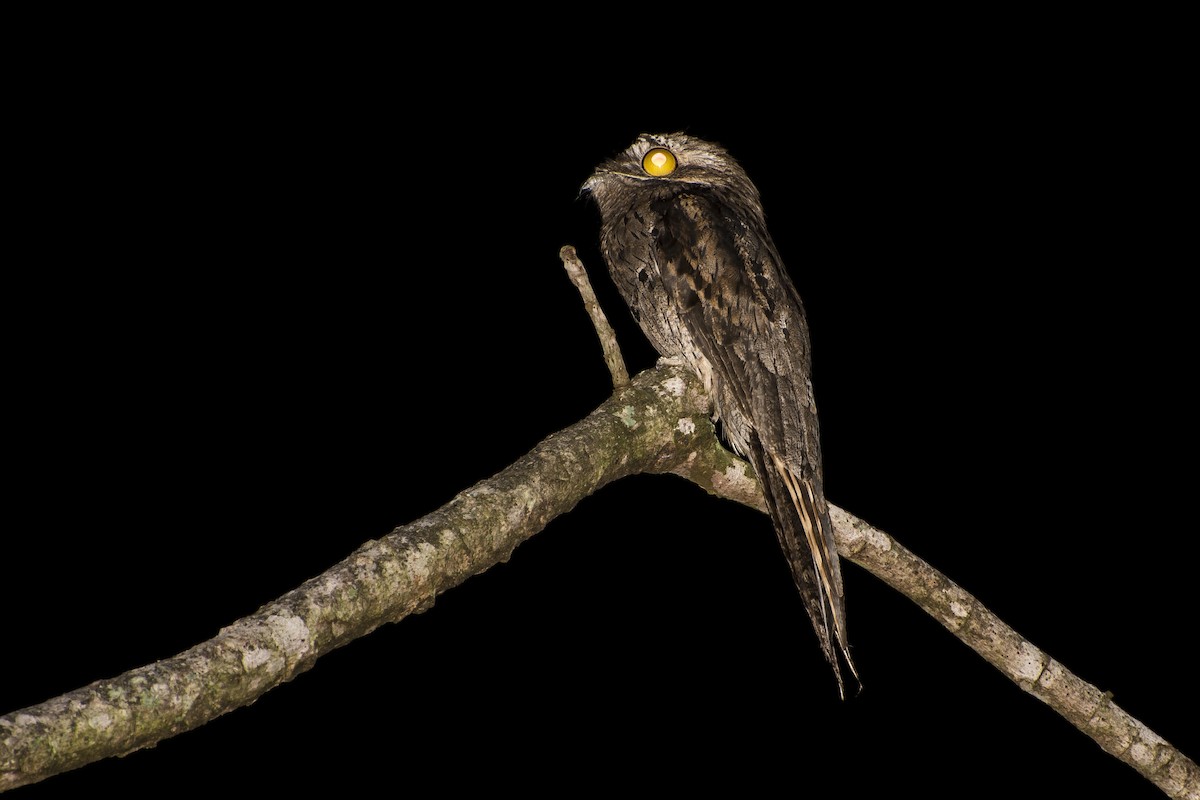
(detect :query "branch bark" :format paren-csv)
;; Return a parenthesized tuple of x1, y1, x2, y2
(1, 365, 1195, 797)
(825, 507, 1198, 799)
(0, 365, 711, 791)
(559, 244, 629, 387)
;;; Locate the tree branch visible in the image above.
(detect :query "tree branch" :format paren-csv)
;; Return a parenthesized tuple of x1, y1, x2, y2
(668, 447, 1198, 798)
(1, 366, 1195, 797)
(825, 508, 1198, 799)
(0, 365, 709, 791)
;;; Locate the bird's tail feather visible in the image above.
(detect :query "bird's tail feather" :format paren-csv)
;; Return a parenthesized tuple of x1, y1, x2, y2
(747, 440, 859, 697)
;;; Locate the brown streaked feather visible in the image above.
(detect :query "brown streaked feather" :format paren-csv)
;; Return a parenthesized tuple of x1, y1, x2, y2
(777, 456, 857, 681)
(586, 133, 858, 695)
(652, 189, 858, 692)
(745, 437, 850, 696)
(772, 454, 832, 626)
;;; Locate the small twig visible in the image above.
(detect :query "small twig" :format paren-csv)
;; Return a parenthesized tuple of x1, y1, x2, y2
(559, 245, 628, 387)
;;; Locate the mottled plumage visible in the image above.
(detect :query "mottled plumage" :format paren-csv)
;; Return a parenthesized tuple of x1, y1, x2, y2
(584, 133, 858, 695)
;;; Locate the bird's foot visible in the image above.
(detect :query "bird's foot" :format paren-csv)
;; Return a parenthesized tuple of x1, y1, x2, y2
(656, 355, 688, 369)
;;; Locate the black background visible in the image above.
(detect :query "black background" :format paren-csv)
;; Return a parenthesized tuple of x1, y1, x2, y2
(4, 32, 1194, 799)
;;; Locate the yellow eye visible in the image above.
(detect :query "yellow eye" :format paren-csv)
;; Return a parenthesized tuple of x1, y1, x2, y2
(642, 148, 677, 176)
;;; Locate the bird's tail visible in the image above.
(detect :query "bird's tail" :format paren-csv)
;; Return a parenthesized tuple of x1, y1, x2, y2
(747, 440, 859, 698)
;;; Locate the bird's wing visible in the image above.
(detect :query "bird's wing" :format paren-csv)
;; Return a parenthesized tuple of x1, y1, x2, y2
(651, 189, 856, 692)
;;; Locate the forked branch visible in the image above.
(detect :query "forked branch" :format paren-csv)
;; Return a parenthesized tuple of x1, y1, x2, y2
(0, 254, 1194, 797)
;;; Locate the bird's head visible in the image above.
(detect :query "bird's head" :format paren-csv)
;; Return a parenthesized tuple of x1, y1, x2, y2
(582, 132, 760, 214)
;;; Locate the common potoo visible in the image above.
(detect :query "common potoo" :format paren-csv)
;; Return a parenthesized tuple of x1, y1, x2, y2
(585, 133, 858, 695)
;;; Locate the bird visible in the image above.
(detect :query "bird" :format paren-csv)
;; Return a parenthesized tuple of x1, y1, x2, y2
(584, 132, 858, 696)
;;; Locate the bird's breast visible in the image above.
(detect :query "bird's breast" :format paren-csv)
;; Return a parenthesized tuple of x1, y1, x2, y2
(599, 208, 717, 409)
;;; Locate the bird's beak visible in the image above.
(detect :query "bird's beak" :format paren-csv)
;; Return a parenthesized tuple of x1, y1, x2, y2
(579, 172, 602, 200)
